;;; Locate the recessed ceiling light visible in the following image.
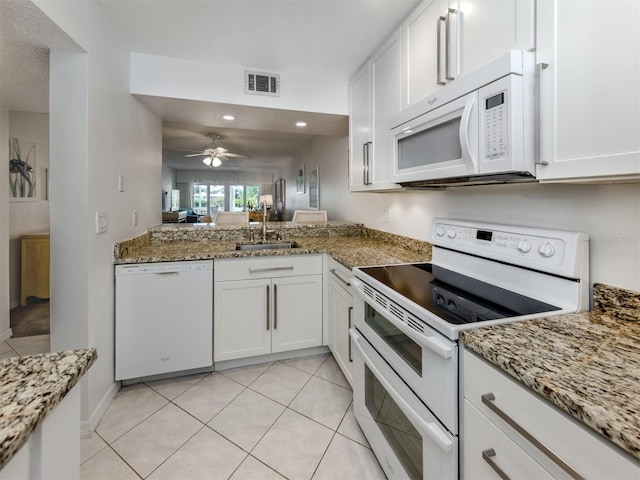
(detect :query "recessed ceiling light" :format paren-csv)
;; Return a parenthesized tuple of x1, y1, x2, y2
(296, 121, 307, 127)
(223, 115, 235, 121)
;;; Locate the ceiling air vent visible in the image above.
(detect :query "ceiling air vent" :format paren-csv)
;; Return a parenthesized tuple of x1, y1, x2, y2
(244, 70, 280, 97)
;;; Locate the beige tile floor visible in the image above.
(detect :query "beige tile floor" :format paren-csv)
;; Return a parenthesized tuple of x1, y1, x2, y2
(0, 334, 50, 358)
(81, 354, 386, 480)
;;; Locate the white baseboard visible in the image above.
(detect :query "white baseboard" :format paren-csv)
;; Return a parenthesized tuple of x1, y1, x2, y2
(0, 328, 13, 344)
(81, 381, 120, 438)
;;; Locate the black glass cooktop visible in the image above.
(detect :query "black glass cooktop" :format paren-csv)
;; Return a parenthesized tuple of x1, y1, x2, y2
(358, 263, 560, 325)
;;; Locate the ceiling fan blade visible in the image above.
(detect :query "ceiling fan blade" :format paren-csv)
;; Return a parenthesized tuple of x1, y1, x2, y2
(185, 153, 209, 157)
(222, 152, 252, 159)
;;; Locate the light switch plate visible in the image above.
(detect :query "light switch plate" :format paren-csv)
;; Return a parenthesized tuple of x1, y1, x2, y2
(118, 175, 124, 192)
(96, 212, 108, 234)
(132, 210, 138, 226)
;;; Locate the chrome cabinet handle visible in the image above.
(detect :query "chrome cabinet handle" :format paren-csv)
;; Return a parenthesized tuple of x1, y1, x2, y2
(266, 285, 270, 330)
(249, 266, 294, 273)
(482, 449, 511, 480)
(273, 284, 278, 329)
(348, 306, 353, 362)
(363, 141, 372, 185)
(481, 393, 585, 480)
(535, 62, 549, 166)
(330, 268, 351, 287)
(437, 16, 447, 85)
(445, 8, 458, 81)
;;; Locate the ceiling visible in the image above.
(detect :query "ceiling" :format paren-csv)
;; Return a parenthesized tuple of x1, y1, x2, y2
(0, 0, 81, 112)
(3, 0, 421, 171)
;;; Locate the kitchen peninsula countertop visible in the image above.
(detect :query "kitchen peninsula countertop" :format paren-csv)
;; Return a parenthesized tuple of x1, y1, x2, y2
(0, 348, 97, 469)
(114, 222, 433, 268)
(460, 283, 640, 461)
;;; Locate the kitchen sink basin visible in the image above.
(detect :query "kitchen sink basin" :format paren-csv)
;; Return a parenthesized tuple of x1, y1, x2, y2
(235, 241, 299, 251)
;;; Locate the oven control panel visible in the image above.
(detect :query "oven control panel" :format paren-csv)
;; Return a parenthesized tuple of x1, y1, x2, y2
(431, 219, 589, 278)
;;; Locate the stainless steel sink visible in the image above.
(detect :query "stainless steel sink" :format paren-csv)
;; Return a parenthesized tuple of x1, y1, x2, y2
(235, 241, 299, 251)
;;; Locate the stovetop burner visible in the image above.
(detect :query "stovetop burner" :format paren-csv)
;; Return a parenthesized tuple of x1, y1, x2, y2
(358, 263, 560, 325)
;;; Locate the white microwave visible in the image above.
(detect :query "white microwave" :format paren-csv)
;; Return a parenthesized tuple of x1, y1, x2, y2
(391, 50, 537, 187)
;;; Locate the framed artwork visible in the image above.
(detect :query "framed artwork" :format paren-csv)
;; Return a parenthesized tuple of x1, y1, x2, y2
(296, 165, 305, 193)
(309, 166, 319, 209)
(9, 137, 37, 201)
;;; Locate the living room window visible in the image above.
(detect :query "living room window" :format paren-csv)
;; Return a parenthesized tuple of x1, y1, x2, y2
(193, 183, 259, 215)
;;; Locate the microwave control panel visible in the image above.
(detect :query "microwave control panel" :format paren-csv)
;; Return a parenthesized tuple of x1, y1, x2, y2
(484, 91, 507, 160)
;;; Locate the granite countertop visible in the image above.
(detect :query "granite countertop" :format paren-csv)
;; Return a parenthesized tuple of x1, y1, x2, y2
(0, 348, 97, 469)
(115, 233, 432, 269)
(460, 284, 640, 461)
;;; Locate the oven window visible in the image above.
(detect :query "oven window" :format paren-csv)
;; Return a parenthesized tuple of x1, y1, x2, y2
(365, 365, 423, 479)
(365, 304, 422, 376)
(398, 117, 462, 170)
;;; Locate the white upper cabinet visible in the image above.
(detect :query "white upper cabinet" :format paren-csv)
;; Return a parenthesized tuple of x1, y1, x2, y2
(402, 0, 452, 107)
(536, 0, 640, 182)
(349, 29, 402, 191)
(402, 0, 535, 109)
(458, 0, 535, 76)
(349, 62, 371, 190)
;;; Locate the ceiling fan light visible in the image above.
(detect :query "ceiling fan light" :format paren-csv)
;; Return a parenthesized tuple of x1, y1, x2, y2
(202, 156, 213, 167)
(212, 157, 222, 167)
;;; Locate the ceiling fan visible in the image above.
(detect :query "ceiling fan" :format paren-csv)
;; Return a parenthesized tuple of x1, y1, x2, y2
(184, 135, 251, 168)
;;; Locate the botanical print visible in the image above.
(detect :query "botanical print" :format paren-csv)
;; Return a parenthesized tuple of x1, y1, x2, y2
(309, 166, 319, 209)
(296, 165, 305, 194)
(9, 137, 36, 200)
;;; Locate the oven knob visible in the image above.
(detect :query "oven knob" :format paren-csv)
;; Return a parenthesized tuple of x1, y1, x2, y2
(447, 300, 457, 311)
(435, 226, 446, 237)
(538, 242, 555, 258)
(446, 229, 457, 239)
(517, 240, 531, 253)
(436, 294, 446, 306)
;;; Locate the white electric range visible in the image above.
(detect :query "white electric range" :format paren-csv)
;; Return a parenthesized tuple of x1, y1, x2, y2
(349, 218, 589, 479)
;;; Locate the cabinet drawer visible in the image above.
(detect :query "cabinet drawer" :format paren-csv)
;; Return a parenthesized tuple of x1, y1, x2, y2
(464, 350, 640, 479)
(463, 399, 553, 480)
(327, 256, 353, 291)
(215, 255, 323, 281)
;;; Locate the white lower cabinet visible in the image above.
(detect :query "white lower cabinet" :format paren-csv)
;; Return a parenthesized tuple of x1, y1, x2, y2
(214, 256, 323, 362)
(463, 349, 640, 479)
(327, 257, 353, 387)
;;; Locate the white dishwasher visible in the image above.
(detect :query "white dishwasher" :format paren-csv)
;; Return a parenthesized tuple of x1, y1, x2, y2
(115, 260, 213, 381)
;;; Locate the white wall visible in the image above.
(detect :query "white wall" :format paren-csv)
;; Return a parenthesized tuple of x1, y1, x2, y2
(161, 164, 175, 211)
(307, 135, 640, 292)
(35, 0, 162, 432)
(8, 111, 50, 308)
(131, 53, 348, 115)
(0, 108, 10, 342)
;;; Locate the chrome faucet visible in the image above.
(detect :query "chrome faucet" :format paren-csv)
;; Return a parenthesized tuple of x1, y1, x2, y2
(262, 202, 273, 242)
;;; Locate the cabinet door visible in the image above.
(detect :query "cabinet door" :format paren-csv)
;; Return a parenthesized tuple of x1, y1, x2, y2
(458, 0, 535, 76)
(349, 62, 372, 190)
(271, 275, 323, 353)
(463, 399, 554, 480)
(214, 278, 271, 361)
(536, 0, 640, 182)
(371, 29, 402, 187)
(329, 278, 353, 387)
(403, 0, 447, 107)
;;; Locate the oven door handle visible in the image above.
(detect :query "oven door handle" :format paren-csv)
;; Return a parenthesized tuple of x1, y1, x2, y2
(352, 280, 454, 360)
(350, 329, 454, 454)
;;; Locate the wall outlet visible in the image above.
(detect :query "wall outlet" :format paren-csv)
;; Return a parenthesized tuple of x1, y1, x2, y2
(132, 210, 138, 226)
(96, 212, 108, 234)
(118, 175, 125, 192)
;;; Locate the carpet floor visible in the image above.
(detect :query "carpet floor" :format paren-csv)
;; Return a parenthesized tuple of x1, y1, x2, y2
(10, 300, 50, 337)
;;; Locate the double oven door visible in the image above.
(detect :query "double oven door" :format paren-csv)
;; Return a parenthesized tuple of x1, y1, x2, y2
(351, 278, 459, 478)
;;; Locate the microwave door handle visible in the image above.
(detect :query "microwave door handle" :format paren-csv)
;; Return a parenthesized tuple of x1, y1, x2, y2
(350, 329, 454, 454)
(437, 16, 447, 85)
(459, 93, 478, 171)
